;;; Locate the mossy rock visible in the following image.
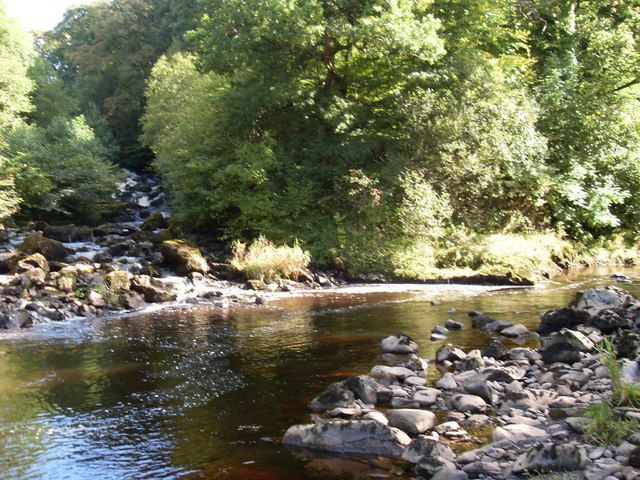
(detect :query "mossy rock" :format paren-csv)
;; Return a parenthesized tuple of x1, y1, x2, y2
(105, 271, 131, 292)
(14, 253, 50, 274)
(149, 229, 173, 244)
(141, 212, 168, 232)
(57, 275, 76, 293)
(159, 240, 209, 276)
(18, 233, 68, 261)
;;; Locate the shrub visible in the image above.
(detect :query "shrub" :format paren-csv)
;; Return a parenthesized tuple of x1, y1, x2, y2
(231, 236, 311, 282)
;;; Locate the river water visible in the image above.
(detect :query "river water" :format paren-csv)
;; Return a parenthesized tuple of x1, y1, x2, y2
(1, 267, 639, 480)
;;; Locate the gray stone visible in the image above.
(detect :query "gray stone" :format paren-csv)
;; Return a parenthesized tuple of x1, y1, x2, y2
(413, 388, 442, 408)
(388, 409, 436, 435)
(402, 437, 456, 464)
(436, 344, 467, 363)
(436, 373, 457, 390)
(381, 334, 419, 354)
(415, 457, 457, 479)
(492, 424, 547, 443)
(512, 443, 585, 473)
(501, 324, 529, 337)
(570, 286, 639, 315)
(450, 394, 487, 413)
(445, 319, 464, 330)
(309, 381, 355, 412)
(283, 419, 411, 457)
(371, 365, 416, 380)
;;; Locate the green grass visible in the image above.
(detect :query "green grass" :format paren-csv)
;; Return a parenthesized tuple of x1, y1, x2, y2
(584, 403, 638, 445)
(231, 236, 311, 282)
(597, 338, 640, 408)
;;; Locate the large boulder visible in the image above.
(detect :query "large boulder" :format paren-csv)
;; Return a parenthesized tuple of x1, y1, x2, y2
(14, 253, 49, 274)
(537, 308, 591, 335)
(344, 375, 383, 405)
(0, 310, 33, 329)
(570, 286, 639, 316)
(381, 334, 419, 354)
(159, 240, 209, 276)
(18, 233, 68, 261)
(587, 308, 636, 334)
(283, 420, 411, 457)
(387, 409, 436, 435)
(468, 311, 497, 329)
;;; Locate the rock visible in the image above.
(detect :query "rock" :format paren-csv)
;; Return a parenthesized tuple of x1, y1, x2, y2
(436, 372, 457, 390)
(282, 420, 411, 457)
(445, 319, 464, 330)
(492, 424, 547, 443)
(143, 285, 177, 303)
(398, 354, 429, 375)
(362, 411, 388, 425)
(18, 233, 68, 261)
(405, 376, 428, 387)
(43, 224, 92, 242)
(14, 253, 49, 274)
(436, 344, 467, 363)
(431, 333, 448, 341)
(59, 263, 94, 275)
(628, 446, 640, 468)
(56, 275, 76, 293)
(309, 381, 356, 413)
(159, 240, 209, 276)
(141, 212, 168, 231)
(402, 437, 456, 464)
(501, 324, 529, 337)
(542, 329, 595, 364)
(615, 330, 640, 359)
(538, 308, 591, 335)
(413, 388, 442, 407)
(87, 290, 106, 308)
(431, 468, 468, 480)
(565, 417, 590, 434)
(0, 311, 33, 329)
(588, 308, 636, 334)
(468, 311, 497, 329)
(512, 443, 585, 473)
(483, 320, 514, 333)
(432, 326, 449, 335)
(344, 375, 382, 404)
(123, 291, 145, 309)
(0, 251, 18, 273)
(482, 340, 510, 360)
(371, 365, 416, 380)
(105, 271, 131, 292)
(570, 286, 639, 315)
(462, 378, 494, 404)
(415, 457, 457, 479)
(381, 334, 419, 354)
(450, 394, 487, 413)
(388, 409, 436, 435)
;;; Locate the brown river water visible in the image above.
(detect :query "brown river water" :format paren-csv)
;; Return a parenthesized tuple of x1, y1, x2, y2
(1, 267, 639, 480)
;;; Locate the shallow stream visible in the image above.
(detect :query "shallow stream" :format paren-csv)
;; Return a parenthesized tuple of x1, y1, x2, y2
(1, 267, 639, 479)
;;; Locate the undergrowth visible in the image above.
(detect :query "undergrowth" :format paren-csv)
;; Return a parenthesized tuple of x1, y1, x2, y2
(231, 236, 311, 282)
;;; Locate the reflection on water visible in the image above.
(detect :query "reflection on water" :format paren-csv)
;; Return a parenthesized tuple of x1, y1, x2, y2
(0, 267, 639, 479)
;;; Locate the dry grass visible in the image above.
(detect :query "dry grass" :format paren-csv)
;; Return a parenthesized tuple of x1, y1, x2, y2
(231, 236, 311, 282)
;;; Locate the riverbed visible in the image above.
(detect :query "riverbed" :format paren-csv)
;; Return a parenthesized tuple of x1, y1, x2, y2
(0, 266, 638, 479)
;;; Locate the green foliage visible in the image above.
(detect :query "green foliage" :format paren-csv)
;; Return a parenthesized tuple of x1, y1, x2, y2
(5, 116, 123, 224)
(584, 402, 638, 445)
(597, 338, 640, 408)
(231, 236, 311, 282)
(42, 0, 198, 169)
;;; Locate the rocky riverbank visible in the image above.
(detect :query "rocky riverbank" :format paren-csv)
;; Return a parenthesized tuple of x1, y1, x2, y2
(0, 172, 344, 330)
(283, 285, 640, 479)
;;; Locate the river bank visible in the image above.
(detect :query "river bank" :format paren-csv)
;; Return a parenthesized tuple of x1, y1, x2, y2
(1, 171, 639, 331)
(284, 286, 640, 479)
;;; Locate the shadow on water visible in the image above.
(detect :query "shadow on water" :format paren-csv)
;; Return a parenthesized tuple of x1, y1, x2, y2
(0, 266, 639, 479)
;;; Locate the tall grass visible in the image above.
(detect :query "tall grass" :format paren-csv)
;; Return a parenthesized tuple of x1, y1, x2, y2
(597, 338, 640, 408)
(231, 236, 311, 282)
(584, 403, 637, 445)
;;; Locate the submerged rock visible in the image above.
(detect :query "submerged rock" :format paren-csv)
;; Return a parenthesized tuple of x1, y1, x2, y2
(283, 420, 411, 457)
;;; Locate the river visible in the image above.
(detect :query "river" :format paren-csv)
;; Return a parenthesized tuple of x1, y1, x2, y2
(0, 267, 638, 479)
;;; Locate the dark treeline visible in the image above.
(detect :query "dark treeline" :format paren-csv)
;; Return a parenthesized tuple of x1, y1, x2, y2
(2, 0, 640, 277)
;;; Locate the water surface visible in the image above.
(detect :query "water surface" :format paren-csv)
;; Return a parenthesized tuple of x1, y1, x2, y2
(1, 267, 638, 479)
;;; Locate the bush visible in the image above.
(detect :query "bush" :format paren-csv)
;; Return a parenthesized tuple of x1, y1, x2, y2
(231, 236, 311, 282)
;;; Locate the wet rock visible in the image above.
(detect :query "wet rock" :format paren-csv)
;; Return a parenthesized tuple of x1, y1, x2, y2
(415, 457, 457, 479)
(501, 324, 529, 337)
(123, 291, 145, 309)
(87, 290, 106, 308)
(381, 334, 419, 354)
(482, 340, 510, 360)
(18, 233, 68, 261)
(483, 320, 514, 333)
(344, 375, 382, 404)
(436, 344, 467, 363)
(570, 286, 639, 316)
(512, 443, 585, 474)
(492, 424, 547, 443)
(159, 240, 209, 276)
(614, 330, 640, 359)
(143, 285, 177, 303)
(537, 308, 591, 335)
(283, 420, 411, 457)
(588, 308, 636, 334)
(450, 394, 487, 413)
(431, 333, 448, 341)
(402, 437, 456, 464)
(309, 381, 356, 413)
(445, 319, 464, 330)
(43, 224, 92, 242)
(468, 311, 497, 329)
(387, 409, 436, 435)
(432, 326, 449, 335)
(0, 311, 33, 329)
